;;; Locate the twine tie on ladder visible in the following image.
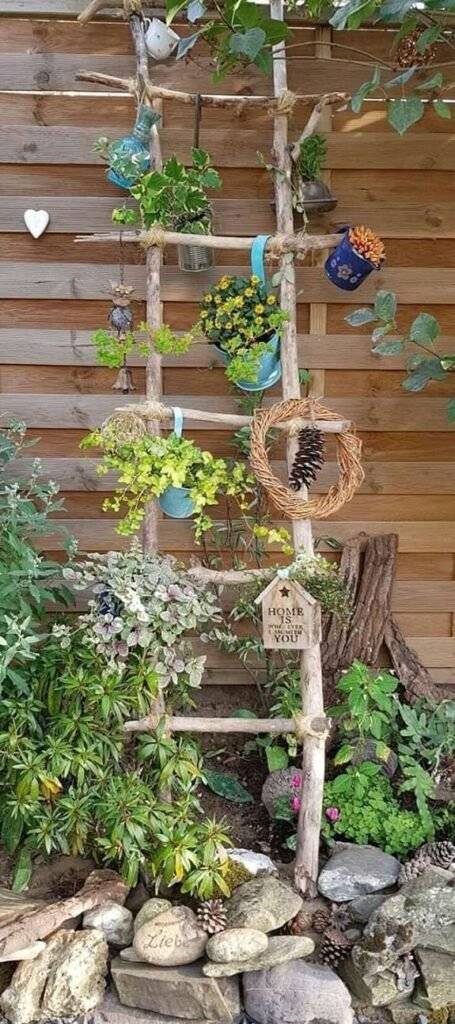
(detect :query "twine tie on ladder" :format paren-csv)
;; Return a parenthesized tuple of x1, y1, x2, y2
(250, 397, 364, 519)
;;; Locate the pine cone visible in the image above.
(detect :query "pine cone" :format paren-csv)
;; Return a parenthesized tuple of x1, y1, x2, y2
(330, 903, 351, 933)
(399, 840, 455, 886)
(319, 927, 352, 967)
(312, 907, 333, 934)
(288, 907, 314, 935)
(197, 899, 227, 935)
(393, 28, 437, 70)
(289, 426, 325, 491)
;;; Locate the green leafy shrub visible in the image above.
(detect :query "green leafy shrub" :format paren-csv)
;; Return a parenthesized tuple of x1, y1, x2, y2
(0, 422, 73, 694)
(127, 149, 221, 233)
(296, 133, 327, 181)
(322, 762, 430, 856)
(91, 322, 193, 370)
(0, 547, 231, 895)
(82, 429, 255, 539)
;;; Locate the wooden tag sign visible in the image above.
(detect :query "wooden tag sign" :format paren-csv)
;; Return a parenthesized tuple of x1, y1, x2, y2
(256, 577, 322, 650)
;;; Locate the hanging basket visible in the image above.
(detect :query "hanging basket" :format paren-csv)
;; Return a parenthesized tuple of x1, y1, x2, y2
(158, 408, 195, 520)
(214, 333, 281, 392)
(325, 228, 383, 292)
(249, 398, 364, 520)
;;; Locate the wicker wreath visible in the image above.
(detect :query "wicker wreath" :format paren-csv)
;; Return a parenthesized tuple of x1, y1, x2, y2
(249, 398, 364, 519)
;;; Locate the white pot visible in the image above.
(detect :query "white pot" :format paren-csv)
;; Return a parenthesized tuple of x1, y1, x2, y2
(143, 18, 179, 60)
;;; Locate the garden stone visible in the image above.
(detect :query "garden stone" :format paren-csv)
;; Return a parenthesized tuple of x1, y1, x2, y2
(111, 959, 240, 1021)
(41, 928, 109, 1017)
(206, 928, 268, 963)
(318, 844, 400, 901)
(351, 738, 398, 778)
(83, 901, 133, 947)
(133, 899, 172, 934)
(224, 876, 302, 932)
(348, 893, 389, 924)
(0, 930, 73, 1024)
(419, 924, 455, 955)
(243, 959, 353, 1024)
(120, 946, 146, 962)
(415, 947, 455, 1008)
(261, 768, 302, 818)
(133, 906, 207, 966)
(91, 987, 236, 1024)
(340, 958, 416, 1006)
(202, 935, 314, 977)
(352, 868, 455, 976)
(227, 849, 276, 876)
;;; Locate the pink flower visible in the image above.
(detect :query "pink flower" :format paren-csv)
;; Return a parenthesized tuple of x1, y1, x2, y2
(291, 796, 301, 813)
(291, 773, 301, 789)
(325, 806, 340, 823)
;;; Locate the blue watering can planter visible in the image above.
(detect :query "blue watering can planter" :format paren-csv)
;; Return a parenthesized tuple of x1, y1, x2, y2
(214, 235, 282, 393)
(158, 408, 195, 521)
(324, 227, 382, 292)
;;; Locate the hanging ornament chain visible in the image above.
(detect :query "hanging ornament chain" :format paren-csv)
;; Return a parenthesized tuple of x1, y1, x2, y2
(110, 228, 137, 393)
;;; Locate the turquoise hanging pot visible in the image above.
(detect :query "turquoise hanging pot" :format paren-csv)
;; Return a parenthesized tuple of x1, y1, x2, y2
(158, 408, 195, 520)
(215, 235, 282, 392)
(107, 104, 160, 191)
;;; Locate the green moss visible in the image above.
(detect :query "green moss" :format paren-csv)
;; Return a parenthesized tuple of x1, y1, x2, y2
(213, 857, 252, 897)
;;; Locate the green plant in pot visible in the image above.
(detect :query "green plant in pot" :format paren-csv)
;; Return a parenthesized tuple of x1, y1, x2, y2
(124, 148, 221, 272)
(82, 421, 255, 540)
(198, 273, 288, 390)
(294, 133, 337, 216)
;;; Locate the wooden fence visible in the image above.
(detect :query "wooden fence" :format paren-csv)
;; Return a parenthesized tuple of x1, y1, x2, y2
(1, 3, 454, 691)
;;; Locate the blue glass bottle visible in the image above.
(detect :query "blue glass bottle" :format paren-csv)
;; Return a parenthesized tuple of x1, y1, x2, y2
(107, 104, 160, 191)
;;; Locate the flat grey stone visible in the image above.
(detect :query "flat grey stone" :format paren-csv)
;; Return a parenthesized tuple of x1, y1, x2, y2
(415, 947, 455, 1008)
(261, 768, 302, 818)
(206, 929, 267, 964)
(111, 959, 240, 1022)
(340, 958, 415, 1007)
(419, 923, 455, 955)
(90, 987, 237, 1024)
(243, 959, 353, 1024)
(224, 876, 302, 932)
(227, 849, 276, 877)
(202, 935, 314, 977)
(318, 845, 400, 902)
(352, 868, 455, 976)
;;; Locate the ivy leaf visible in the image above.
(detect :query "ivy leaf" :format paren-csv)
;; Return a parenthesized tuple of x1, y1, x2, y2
(266, 745, 289, 772)
(204, 769, 254, 803)
(447, 398, 455, 421)
(345, 307, 377, 326)
(176, 30, 204, 58)
(374, 289, 397, 322)
(229, 27, 266, 60)
(403, 357, 447, 392)
(388, 96, 424, 135)
(416, 24, 442, 51)
(409, 312, 440, 344)
(186, 0, 205, 21)
(415, 72, 444, 92)
(433, 99, 451, 119)
(12, 848, 32, 892)
(372, 339, 404, 355)
(166, 0, 188, 23)
(351, 66, 381, 113)
(385, 67, 417, 88)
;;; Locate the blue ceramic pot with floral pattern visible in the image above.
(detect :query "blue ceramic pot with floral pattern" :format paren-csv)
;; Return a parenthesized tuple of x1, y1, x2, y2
(325, 229, 379, 291)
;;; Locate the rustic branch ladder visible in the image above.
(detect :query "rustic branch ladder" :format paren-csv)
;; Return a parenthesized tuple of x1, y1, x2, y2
(77, 0, 349, 897)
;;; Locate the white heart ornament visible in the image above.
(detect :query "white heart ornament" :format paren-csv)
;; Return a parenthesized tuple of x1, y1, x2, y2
(24, 209, 50, 239)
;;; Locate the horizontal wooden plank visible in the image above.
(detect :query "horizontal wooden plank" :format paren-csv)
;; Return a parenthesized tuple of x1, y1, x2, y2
(2, 126, 455, 172)
(2, 261, 455, 306)
(11, 458, 455, 496)
(3, 196, 455, 241)
(394, 614, 452, 637)
(193, 637, 455, 669)
(3, 394, 455, 432)
(2, 331, 454, 370)
(36, 519, 455, 553)
(0, 198, 276, 235)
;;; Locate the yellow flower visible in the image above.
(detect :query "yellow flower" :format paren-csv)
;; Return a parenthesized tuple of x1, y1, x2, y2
(218, 276, 231, 290)
(214, 296, 222, 305)
(254, 304, 264, 314)
(200, 309, 208, 318)
(267, 294, 277, 305)
(251, 275, 260, 285)
(235, 297, 244, 307)
(254, 317, 263, 326)
(244, 288, 253, 298)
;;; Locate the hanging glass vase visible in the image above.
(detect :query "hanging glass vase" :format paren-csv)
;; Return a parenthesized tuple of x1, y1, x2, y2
(107, 104, 160, 191)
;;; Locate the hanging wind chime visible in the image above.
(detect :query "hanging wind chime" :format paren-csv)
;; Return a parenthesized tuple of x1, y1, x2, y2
(110, 231, 136, 394)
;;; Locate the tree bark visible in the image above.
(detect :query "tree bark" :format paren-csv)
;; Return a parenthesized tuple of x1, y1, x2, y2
(384, 618, 442, 704)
